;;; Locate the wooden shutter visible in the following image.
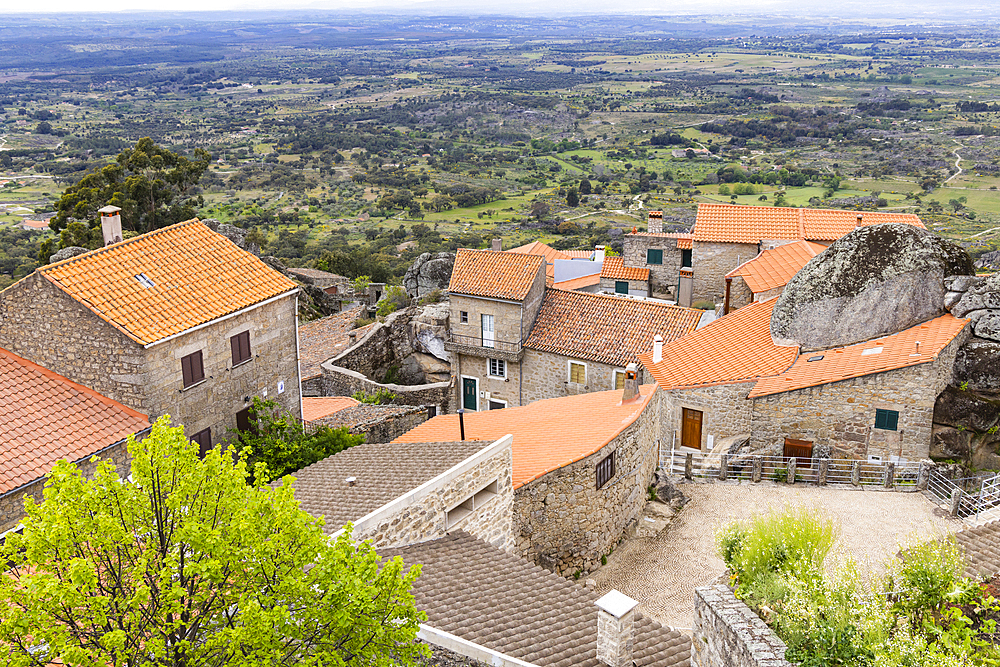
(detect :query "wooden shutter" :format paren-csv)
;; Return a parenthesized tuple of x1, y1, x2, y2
(570, 362, 585, 384)
(181, 350, 204, 388)
(875, 409, 899, 431)
(596, 452, 615, 489)
(647, 248, 663, 265)
(231, 331, 251, 365)
(615, 281, 629, 294)
(191, 428, 212, 458)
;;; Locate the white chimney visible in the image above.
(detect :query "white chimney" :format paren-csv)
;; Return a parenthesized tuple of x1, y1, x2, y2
(621, 362, 640, 403)
(596, 589, 640, 667)
(856, 213, 864, 227)
(98, 205, 123, 246)
(492, 238, 502, 252)
(652, 335, 663, 363)
(595, 245, 606, 263)
(647, 210, 663, 234)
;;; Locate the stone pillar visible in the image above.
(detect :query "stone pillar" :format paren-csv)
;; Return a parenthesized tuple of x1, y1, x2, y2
(949, 488, 964, 517)
(884, 462, 895, 489)
(596, 590, 640, 667)
(719, 454, 728, 481)
(917, 462, 929, 491)
(752, 456, 762, 483)
(851, 460, 861, 486)
(786, 458, 796, 485)
(818, 458, 829, 486)
(685, 453, 693, 480)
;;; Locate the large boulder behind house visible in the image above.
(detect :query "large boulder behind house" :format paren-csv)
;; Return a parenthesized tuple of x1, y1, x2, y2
(49, 246, 89, 263)
(404, 252, 455, 298)
(771, 224, 974, 351)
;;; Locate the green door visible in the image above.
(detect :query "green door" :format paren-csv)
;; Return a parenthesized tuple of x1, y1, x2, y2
(463, 377, 478, 410)
(615, 281, 629, 294)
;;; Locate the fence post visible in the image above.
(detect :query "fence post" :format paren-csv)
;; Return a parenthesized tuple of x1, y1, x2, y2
(884, 462, 895, 490)
(719, 454, 729, 481)
(752, 456, 762, 483)
(916, 462, 929, 491)
(818, 458, 829, 486)
(851, 460, 861, 486)
(787, 458, 797, 485)
(685, 453, 693, 481)
(949, 488, 964, 517)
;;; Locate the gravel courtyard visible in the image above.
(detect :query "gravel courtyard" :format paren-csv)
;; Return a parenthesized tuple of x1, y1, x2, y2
(589, 481, 961, 630)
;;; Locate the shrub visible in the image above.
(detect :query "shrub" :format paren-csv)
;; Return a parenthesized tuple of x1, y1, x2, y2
(352, 388, 397, 404)
(692, 300, 715, 310)
(377, 284, 409, 318)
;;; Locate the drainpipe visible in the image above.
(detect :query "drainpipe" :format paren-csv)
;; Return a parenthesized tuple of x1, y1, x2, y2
(723, 277, 732, 315)
(458, 409, 466, 440)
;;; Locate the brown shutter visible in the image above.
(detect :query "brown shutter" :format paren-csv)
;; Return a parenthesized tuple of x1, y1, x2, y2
(241, 331, 251, 362)
(181, 355, 192, 387)
(231, 335, 240, 364)
(193, 350, 204, 383)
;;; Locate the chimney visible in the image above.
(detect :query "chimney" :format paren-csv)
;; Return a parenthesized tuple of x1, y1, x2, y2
(492, 238, 502, 252)
(98, 205, 123, 246)
(595, 245, 606, 263)
(621, 363, 639, 403)
(647, 210, 663, 234)
(596, 590, 640, 667)
(652, 335, 663, 363)
(856, 213, 864, 227)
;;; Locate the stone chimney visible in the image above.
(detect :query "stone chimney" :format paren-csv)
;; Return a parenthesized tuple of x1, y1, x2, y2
(621, 363, 640, 403)
(491, 238, 502, 252)
(596, 589, 640, 667)
(98, 205, 123, 246)
(652, 335, 663, 363)
(647, 210, 663, 234)
(595, 245, 606, 263)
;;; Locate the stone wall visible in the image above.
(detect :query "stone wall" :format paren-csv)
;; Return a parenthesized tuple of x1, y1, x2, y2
(726, 277, 754, 312)
(599, 277, 649, 297)
(692, 584, 791, 667)
(520, 348, 637, 405)
(513, 390, 661, 576)
(449, 295, 527, 349)
(0, 433, 139, 534)
(320, 362, 453, 413)
(623, 234, 685, 298)
(692, 241, 758, 304)
(662, 383, 755, 460)
(750, 330, 967, 461)
(351, 437, 514, 551)
(453, 354, 522, 410)
(350, 405, 431, 443)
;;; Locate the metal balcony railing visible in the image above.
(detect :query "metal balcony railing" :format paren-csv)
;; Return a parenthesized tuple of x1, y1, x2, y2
(447, 332, 522, 355)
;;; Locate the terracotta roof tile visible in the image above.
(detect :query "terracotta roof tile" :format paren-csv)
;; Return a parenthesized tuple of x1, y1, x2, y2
(748, 314, 968, 398)
(298, 305, 375, 381)
(525, 290, 702, 367)
(725, 241, 826, 293)
(552, 273, 601, 291)
(38, 219, 299, 346)
(640, 298, 798, 389)
(0, 347, 149, 495)
(600, 256, 650, 281)
(448, 249, 544, 301)
(507, 241, 570, 284)
(286, 440, 486, 533)
(563, 250, 595, 259)
(692, 203, 924, 244)
(302, 396, 361, 422)
(382, 532, 691, 667)
(394, 386, 657, 489)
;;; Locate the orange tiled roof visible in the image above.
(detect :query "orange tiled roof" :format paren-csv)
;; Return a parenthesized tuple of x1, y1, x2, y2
(678, 237, 693, 250)
(725, 241, 826, 294)
(19, 219, 50, 230)
(600, 256, 650, 281)
(525, 289, 702, 367)
(748, 314, 969, 398)
(563, 250, 595, 259)
(552, 273, 601, 291)
(692, 203, 924, 244)
(38, 220, 299, 346)
(0, 347, 149, 495)
(640, 298, 798, 390)
(302, 396, 361, 422)
(448, 249, 544, 301)
(394, 385, 657, 489)
(507, 241, 586, 284)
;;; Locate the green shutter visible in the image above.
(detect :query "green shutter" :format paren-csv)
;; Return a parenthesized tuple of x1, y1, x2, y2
(681, 248, 692, 268)
(647, 248, 663, 265)
(615, 281, 629, 294)
(875, 409, 899, 431)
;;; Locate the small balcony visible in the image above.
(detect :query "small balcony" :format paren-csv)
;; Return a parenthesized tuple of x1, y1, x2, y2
(444, 332, 524, 362)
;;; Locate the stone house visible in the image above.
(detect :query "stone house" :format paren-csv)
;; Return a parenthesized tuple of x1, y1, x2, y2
(0, 218, 302, 450)
(0, 346, 150, 535)
(446, 248, 702, 411)
(288, 435, 515, 551)
(621, 211, 693, 301)
(687, 203, 924, 304)
(394, 378, 663, 577)
(640, 297, 971, 463)
(722, 240, 826, 314)
(508, 239, 595, 286)
(599, 256, 650, 297)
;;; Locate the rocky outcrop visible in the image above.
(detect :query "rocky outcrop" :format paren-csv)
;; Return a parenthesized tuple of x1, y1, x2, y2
(404, 252, 455, 297)
(771, 224, 974, 351)
(49, 246, 89, 263)
(944, 274, 1000, 341)
(202, 218, 261, 255)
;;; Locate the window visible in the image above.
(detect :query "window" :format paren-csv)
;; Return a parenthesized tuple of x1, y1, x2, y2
(615, 281, 629, 294)
(190, 428, 212, 458)
(488, 358, 506, 378)
(230, 330, 251, 366)
(181, 350, 205, 388)
(569, 361, 586, 384)
(681, 248, 692, 268)
(875, 409, 899, 431)
(488, 400, 507, 410)
(646, 248, 663, 265)
(614, 369, 627, 390)
(446, 479, 499, 528)
(460, 310, 469, 324)
(596, 451, 615, 489)
(481, 314, 495, 348)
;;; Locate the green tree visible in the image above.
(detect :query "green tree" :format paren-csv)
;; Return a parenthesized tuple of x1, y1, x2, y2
(566, 187, 579, 207)
(579, 179, 592, 195)
(0, 417, 425, 667)
(51, 137, 211, 235)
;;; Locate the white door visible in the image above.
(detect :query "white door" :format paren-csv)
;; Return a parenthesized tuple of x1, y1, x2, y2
(482, 314, 495, 348)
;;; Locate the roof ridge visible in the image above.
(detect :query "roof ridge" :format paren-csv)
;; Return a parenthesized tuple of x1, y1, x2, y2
(39, 218, 203, 274)
(548, 286, 700, 313)
(797, 209, 805, 238)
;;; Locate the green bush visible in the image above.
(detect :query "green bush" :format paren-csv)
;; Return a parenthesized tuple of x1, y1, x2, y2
(377, 284, 409, 318)
(692, 300, 715, 310)
(352, 388, 397, 404)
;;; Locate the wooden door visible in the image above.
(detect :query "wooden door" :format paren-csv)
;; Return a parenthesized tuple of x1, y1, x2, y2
(681, 408, 703, 450)
(463, 377, 478, 411)
(783, 438, 814, 467)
